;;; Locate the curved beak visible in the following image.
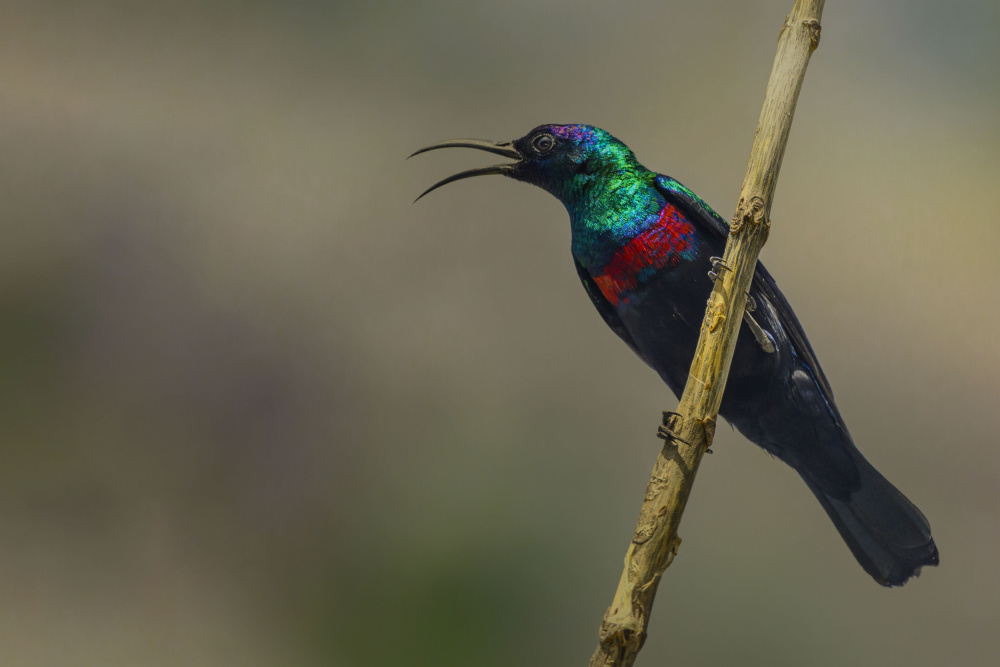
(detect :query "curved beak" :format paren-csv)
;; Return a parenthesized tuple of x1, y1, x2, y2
(410, 139, 521, 202)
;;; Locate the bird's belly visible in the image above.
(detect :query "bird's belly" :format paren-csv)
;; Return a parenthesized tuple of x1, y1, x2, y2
(618, 269, 784, 417)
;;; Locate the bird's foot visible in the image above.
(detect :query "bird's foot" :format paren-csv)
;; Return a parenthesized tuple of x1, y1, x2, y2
(657, 411, 691, 446)
(707, 256, 731, 282)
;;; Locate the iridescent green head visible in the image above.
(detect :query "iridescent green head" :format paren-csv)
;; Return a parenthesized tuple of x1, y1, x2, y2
(507, 125, 644, 203)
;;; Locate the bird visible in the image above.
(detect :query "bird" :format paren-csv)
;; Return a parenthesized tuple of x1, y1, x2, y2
(411, 124, 938, 586)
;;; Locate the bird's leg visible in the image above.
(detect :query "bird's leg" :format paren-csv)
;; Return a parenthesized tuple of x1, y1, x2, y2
(743, 310, 776, 354)
(708, 258, 773, 354)
(707, 256, 731, 282)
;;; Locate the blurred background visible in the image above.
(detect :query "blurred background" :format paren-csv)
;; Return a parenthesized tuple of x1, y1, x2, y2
(1, 1, 998, 665)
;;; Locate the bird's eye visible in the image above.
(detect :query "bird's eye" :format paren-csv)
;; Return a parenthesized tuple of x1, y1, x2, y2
(532, 133, 555, 154)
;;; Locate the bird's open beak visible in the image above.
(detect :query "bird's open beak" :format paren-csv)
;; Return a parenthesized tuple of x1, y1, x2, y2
(409, 139, 521, 201)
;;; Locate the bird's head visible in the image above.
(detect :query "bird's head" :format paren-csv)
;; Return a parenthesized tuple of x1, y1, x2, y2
(412, 124, 645, 209)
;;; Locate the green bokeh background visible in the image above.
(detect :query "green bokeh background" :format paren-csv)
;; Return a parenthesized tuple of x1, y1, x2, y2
(2, 1, 998, 665)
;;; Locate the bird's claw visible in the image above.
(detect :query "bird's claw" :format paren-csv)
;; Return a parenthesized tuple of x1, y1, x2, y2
(657, 411, 691, 445)
(707, 256, 731, 282)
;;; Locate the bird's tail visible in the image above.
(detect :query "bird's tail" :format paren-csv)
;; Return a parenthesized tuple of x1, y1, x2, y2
(798, 448, 939, 587)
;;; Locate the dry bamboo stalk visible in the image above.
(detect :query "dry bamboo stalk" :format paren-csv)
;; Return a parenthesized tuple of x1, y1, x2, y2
(588, 2, 825, 665)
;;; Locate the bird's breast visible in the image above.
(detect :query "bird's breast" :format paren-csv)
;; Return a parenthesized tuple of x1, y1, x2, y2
(589, 202, 700, 307)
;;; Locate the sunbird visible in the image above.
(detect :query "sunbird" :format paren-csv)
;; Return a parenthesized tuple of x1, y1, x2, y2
(413, 124, 938, 586)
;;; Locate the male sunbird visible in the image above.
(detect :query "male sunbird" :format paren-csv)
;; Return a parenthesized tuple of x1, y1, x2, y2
(412, 124, 938, 586)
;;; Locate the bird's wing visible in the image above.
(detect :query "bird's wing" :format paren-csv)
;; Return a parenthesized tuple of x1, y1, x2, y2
(653, 174, 837, 403)
(574, 257, 649, 364)
(751, 262, 837, 403)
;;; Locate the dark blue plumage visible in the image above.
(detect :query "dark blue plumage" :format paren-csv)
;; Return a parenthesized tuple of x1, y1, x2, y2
(413, 124, 938, 586)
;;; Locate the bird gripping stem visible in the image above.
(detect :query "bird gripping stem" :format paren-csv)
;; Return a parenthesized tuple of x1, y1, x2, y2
(588, 2, 825, 666)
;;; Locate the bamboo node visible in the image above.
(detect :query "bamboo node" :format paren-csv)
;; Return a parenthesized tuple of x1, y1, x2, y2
(804, 19, 821, 50)
(731, 196, 769, 236)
